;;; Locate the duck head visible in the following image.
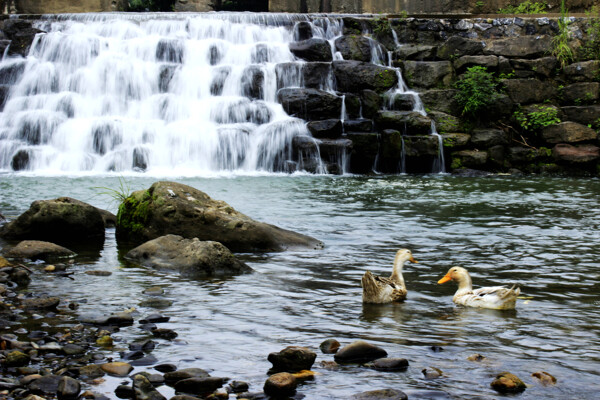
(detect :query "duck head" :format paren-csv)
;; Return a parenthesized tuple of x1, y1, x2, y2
(396, 249, 418, 264)
(438, 266, 469, 284)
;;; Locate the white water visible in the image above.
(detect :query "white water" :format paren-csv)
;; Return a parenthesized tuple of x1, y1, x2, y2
(0, 13, 347, 176)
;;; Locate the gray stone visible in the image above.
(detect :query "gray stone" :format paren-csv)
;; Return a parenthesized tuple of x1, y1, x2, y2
(420, 89, 460, 115)
(174, 377, 227, 395)
(484, 35, 552, 58)
(126, 235, 251, 277)
(394, 44, 436, 60)
(542, 122, 598, 144)
(562, 105, 600, 125)
(502, 78, 557, 105)
(402, 60, 453, 89)
(116, 181, 323, 252)
(369, 358, 409, 371)
(452, 150, 489, 168)
(375, 111, 432, 135)
(289, 38, 332, 62)
(333, 60, 398, 93)
(133, 374, 166, 400)
(437, 36, 484, 60)
(335, 35, 378, 62)
(278, 87, 342, 120)
(552, 144, 600, 163)
(560, 82, 600, 105)
(564, 60, 600, 82)
(263, 372, 297, 397)
(454, 55, 499, 72)
(268, 346, 317, 372)
(334, 340, 388, 363)
(28, 375, 61, 395)
(0, 197, 105, 244)
(3, 240, 75, 261)
(164, 368, 210, 384)
(470, 128, 509, 147)
(307, 119, 343, 138)
(510, 57, 558, 78)
(350, 388, 408, 399)
(57, 376, 81, 400)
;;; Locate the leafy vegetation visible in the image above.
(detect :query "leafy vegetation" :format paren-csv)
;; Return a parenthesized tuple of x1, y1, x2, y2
(499, 1, 548, 14)
(454, 66, 499, 117)
(551, 1, 574, 69)
(513, 105, 561, 132)
(580, 6, 600, 60)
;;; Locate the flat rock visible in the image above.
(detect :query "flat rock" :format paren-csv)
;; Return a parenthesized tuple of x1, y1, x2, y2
(174, 377, 227, 396)
(3, 240, 75, 261)
(164, 368, 210, 384)
(552, 144, 600, 163)
(126, 235, 252, 277)
(369, 358, 409, 371)
(541, 122, 598, 144)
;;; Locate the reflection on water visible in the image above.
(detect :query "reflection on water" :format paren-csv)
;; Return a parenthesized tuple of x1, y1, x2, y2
(1, 174, 599, 399)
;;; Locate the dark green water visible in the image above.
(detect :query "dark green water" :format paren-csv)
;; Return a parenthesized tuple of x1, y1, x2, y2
(1, 174, 599, 399)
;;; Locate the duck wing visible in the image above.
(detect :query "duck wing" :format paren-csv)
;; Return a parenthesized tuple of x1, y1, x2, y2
(362, 271, 406, 303)
(456, 285, 520, 309)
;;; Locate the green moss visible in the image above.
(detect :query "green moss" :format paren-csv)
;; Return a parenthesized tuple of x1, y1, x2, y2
(377, 69, 397, 90)
(450, 157, 463, 170)
(117, 190, 153, 235)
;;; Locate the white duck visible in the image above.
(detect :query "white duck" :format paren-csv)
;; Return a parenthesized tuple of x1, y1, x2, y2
(438, 266, 520, 310)
(362, 249, 418, 304)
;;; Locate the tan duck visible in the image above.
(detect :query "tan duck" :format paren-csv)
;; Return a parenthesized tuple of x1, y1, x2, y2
(362, 249, 418, 304)
(438, 266, 520, 310)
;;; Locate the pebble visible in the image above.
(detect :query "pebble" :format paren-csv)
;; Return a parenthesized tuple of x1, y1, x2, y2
(319, 338, 340, 354)
(151, 328, 178, 340)
(267, 346, 317, 372)
(100, 362, 133, 377)
(422, 366, 443, 379)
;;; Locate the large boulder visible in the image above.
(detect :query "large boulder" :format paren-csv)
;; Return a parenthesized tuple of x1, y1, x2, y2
(0, 197, 106, 245)
(552, 144, 600, 163)
(289, 38, 332, 62)
(333, 61, 398, 94)
(277, 88, 342, 120)
(437, 36, 484, 60)
(116, 181, 323, 252)
(125, 235, 252, 277)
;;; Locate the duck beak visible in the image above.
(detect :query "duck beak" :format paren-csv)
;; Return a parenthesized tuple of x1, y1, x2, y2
(410, 256, 418, 263)
(438, 274, 451, 284)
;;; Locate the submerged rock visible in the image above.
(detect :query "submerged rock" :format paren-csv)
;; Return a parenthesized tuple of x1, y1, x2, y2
(267, 346, 317, 372)
(350, 388, 408, 400)
(531, 371, 557, 386)
(334, 340, 387, 363)
(116, 181, 323, 252)
(491, 371, 527, 393)
(3, 240, 75, 261)
(422, 366, 443, 379)
(125, 235, 252, 277)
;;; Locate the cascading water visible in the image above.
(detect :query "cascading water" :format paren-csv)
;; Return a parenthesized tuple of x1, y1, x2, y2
(0, 13, 345, 176)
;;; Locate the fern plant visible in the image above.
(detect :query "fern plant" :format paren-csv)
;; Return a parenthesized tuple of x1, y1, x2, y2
(454, 66, 499, 117)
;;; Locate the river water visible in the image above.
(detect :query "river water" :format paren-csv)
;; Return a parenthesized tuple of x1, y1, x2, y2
(1, 173, 599, 399)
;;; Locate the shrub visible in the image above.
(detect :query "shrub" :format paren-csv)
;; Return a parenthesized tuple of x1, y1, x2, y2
(513, 105, 561, 132)
(499, 1, 548, 14)
(454, 66, 499, 117)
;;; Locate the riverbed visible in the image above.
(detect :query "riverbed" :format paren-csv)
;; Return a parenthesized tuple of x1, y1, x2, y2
(1, 173, 599, 399)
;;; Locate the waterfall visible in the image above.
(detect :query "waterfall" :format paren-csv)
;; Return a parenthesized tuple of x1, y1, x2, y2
(0, 12, 344, 176)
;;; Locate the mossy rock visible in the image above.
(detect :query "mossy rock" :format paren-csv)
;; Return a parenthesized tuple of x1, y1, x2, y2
(116, 181, 323, 252)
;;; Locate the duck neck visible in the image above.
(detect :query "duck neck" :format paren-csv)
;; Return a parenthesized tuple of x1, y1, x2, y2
(390, 253, 407, 288)
(454, 273, 473, 296)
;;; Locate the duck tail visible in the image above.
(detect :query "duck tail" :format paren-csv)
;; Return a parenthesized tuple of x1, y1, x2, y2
(506, 284, 520, 298)
(361, 271, 379, 300)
